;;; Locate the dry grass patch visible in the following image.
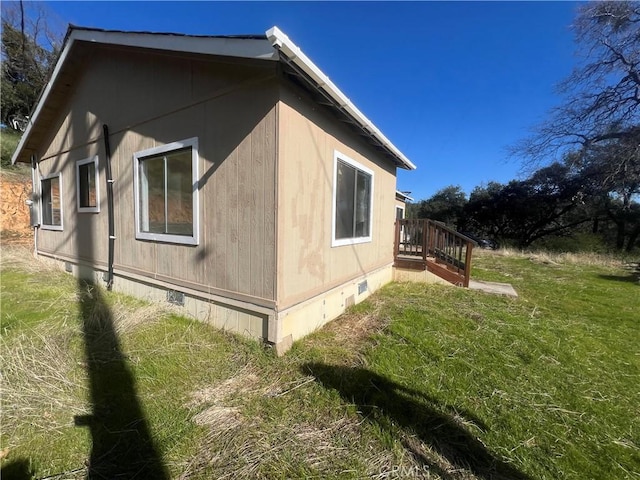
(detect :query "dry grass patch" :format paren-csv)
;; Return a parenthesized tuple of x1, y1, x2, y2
(302, 295, 390, 365)
(187, 367, 261, 408)
(1, 244, 58, 274)
(488, 247, 628, 269)
(1, 324, 88, 437)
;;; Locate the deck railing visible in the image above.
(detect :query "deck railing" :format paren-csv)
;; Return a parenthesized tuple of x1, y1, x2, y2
(394, 218, 475, 287)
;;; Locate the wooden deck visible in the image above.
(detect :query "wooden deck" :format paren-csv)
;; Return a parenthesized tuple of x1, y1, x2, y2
(393, 219, 475, 287)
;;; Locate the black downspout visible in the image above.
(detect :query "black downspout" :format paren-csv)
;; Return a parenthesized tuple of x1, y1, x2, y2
(103, 124, 115, 290)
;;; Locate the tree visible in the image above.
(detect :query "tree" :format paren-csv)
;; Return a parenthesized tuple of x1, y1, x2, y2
(513, 1, 640, 251)
(575, 133, 640, 250)
(1, 2, 62, 127)
(415, 185, 467, 228)
(464, 163, 592, 248)
(516, 2, 640, 164)
(464, 181, 506, 240)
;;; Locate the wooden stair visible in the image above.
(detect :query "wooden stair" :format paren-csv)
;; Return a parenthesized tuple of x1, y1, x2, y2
(393, 219, 476, 287)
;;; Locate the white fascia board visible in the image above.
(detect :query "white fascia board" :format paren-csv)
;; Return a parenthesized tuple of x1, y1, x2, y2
(396, 190, 414, 202)
(266, 26, 416, 171)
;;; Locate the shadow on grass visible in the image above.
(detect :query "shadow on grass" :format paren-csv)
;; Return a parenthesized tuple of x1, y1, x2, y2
(303, 363, 531, 480)
(75, 279, 169, 479)
(598, 271, 639, 283)
(0, 459, 34, 480)
(600, 261, 640, 283)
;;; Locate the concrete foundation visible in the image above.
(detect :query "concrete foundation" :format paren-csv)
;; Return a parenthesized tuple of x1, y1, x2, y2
(36, 253, 397, 355)
(392, 266, 453, 286)
(37, 254, 270, 341)
(275, 264, 394, 343)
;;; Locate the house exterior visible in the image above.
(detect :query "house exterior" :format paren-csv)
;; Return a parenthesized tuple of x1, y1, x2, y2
(12, 26, 416, 353)
(395, 190, 413, 221)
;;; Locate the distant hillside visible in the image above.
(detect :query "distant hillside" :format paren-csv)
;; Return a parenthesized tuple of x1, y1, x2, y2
(1, 165, 33, 244)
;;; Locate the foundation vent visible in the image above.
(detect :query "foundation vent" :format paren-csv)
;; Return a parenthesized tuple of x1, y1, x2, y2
(358, 280, 368, 295)
(345, 295, 355, 308)
(64, 262, 73, 273)
(167, 290, 185, 306)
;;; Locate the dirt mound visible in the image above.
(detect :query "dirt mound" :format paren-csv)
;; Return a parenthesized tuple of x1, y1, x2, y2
(1, 171, 33, 245)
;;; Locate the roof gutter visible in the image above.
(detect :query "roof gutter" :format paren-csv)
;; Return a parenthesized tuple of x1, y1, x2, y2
(266, 26, 416, 171)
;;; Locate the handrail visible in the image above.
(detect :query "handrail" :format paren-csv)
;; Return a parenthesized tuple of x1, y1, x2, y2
(394, 218, 475, 287)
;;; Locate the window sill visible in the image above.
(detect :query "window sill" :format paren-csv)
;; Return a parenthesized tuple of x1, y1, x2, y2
(41, 224, 63, 231)
(136, 232, 199, 246)
(331, 236, 372, 248)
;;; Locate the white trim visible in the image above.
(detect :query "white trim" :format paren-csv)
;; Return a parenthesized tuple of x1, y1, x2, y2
(40, 171, 63, 231)
(396, 204, 405, 220)
(331, 151, 374, 247)
(133, 137, 199, 246)
(395, 190, 414, 202)
(266, 26, 416, 171)
(76, 155, 100, 213)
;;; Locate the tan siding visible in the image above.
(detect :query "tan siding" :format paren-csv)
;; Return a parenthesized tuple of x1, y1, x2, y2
(277, 84, 397, 309)
(113, 130, 157, 275)
(262, 111, 277, 300)
(35, 46, 278, 302)
(238, 132, 253, 296)
(36, 144, 109, 264)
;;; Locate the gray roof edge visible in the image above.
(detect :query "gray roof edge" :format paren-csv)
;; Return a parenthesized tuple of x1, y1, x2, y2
(68, 24, 268, 40)
(13, 25, 416, 173)
(11, 26, 278, 164)
(69, 27, 277, 60)
(266, 26, 416, 171)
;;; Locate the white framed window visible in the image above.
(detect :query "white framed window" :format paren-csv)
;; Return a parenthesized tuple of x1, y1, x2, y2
(133, 137, 199, 245)
(41, 172, 63, 230)
(76, 156, 100, 213)
(396, 205, 405, 220)
(332, 151, 374, 247)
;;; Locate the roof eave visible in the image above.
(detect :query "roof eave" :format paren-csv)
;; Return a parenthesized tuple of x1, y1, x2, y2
(266, 26, 416, 171)
(12, 26, 279, 165)
(395, 190, 414, 202)
(11, 27, 75, 165)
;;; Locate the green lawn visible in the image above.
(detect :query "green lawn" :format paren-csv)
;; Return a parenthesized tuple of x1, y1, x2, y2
(1, 247, 638, 479)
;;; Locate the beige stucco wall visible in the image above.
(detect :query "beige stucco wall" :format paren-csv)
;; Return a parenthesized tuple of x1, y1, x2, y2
(35, 45, 279, 305)
(276, 83, 397, 311)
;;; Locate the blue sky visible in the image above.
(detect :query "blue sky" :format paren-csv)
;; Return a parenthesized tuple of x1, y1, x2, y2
(40, 1, 581, 201)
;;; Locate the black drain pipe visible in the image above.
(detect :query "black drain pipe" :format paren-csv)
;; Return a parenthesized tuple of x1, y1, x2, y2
(103, 124, 115, 290)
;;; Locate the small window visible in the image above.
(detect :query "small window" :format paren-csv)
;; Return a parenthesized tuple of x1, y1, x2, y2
(133, 138, 199, 245)
(396, 206, 404, 220)
(76, 156, 100, 212)
(41, 172, 63, 230)
(332, 152, 374, 247)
